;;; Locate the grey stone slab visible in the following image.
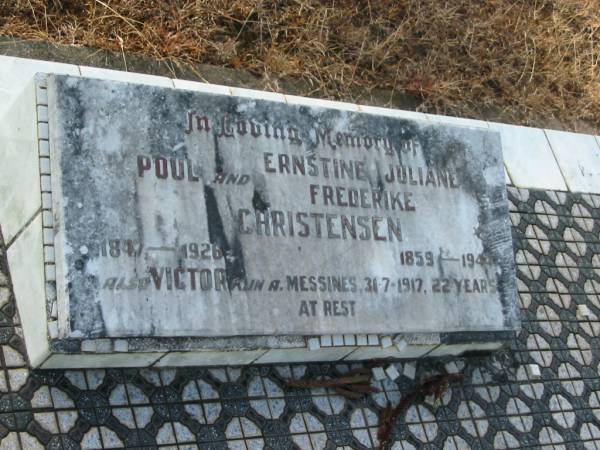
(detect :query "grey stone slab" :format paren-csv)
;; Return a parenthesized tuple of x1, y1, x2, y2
(45, 74, 518, 341)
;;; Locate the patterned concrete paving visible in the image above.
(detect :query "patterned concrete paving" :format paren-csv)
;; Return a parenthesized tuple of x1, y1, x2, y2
(1, 186, 600, 449)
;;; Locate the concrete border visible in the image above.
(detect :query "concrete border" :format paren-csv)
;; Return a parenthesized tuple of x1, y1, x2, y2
(3, 53, 600, 367)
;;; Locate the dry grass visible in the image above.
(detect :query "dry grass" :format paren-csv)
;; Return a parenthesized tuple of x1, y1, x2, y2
(1, 0, 599, 129)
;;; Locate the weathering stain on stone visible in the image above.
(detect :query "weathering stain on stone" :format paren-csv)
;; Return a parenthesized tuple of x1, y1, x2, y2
(46, 74, 518, 341)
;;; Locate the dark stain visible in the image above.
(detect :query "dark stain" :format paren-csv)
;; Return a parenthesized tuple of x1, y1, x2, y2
(252, 190, 270, 212)
(51, 73, 517, 338)
(155, 214, 167, 241)
(376, 165, 384, 193)
(213, 132, 224, 174)
(203, 185, 246, 291)
(419, 126, 516, 327)
(59, 83, 86, 157)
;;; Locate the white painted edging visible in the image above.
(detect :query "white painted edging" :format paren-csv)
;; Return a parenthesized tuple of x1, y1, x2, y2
(79, 66, 174, 87)
(545, 129, 600, 194)
(489, 122, 568, 191)
(0, 56, 80, 244)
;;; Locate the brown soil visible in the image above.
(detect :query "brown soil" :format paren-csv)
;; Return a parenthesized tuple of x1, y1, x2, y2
(1, 1, 599, 130)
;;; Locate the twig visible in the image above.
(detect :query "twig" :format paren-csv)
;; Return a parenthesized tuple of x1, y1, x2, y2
(334, 386, 364, 399)
(284, 372, 381, 400)
(377, 373, 465, 449)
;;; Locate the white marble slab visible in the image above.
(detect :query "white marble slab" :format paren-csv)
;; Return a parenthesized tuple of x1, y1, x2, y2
(0, 56, 79, 243)
(489, 122, 567, 191)
(425, 113, 489, 129)
(6, 214, 50, 367)
(173, 79, 232, 96)
(254, 346, 355, 364)
(545, 129, 600, 193)
(344, 344, 434, 360)
(358, 104, 428, 122)
(79, 66, 174, 87)
(41, 352, 163, 369)
(284, 94, 360, 112)
(229, 86, 287, 103)
(155, 349, 267, 367)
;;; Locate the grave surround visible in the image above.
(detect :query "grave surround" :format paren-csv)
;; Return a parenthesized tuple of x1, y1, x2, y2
(3, 71, 520, 368)
(2, 54, 600, 449)
(3, 54, 598, 368)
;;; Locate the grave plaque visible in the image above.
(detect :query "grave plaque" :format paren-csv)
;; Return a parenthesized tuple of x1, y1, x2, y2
(45, 74, 518, 342)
